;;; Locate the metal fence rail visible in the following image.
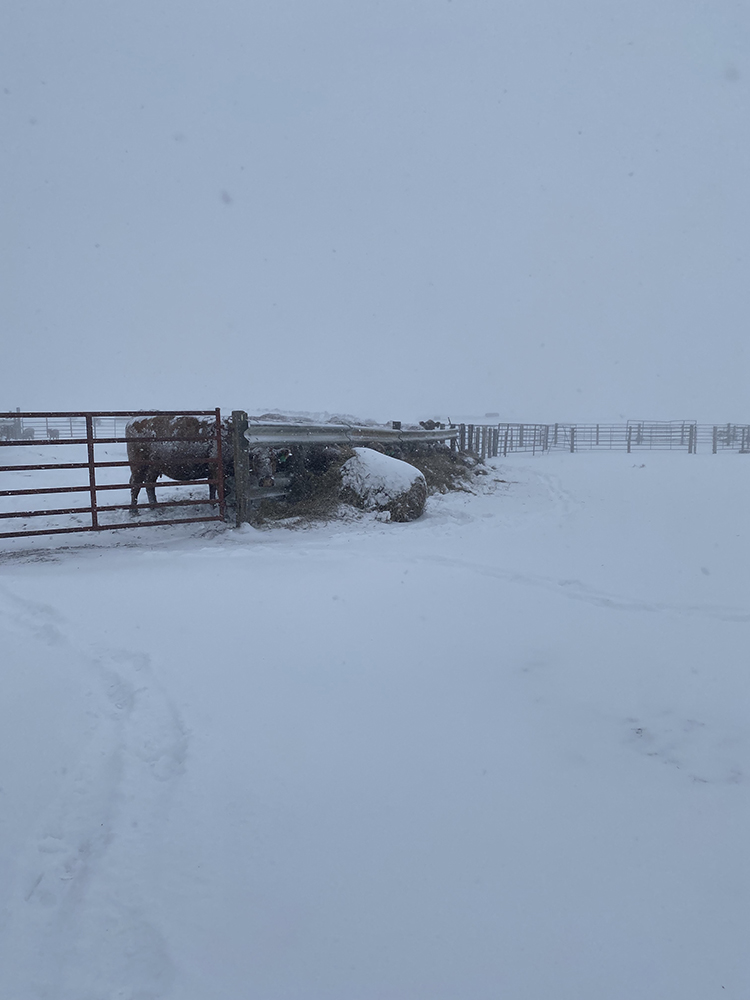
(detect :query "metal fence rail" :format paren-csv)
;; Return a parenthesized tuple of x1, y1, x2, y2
(0, 411, 133, 442)
(458, 421, 750, 457)
(0, 410, 224, 539)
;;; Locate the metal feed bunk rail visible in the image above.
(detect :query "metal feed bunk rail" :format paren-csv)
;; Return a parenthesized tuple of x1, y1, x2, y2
(0, 410, 225, 539)
(242, 420, 459, 448)
(230, 412, 459, 525)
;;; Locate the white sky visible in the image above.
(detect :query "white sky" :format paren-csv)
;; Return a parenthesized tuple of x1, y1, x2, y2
(2, 1, 748, 422)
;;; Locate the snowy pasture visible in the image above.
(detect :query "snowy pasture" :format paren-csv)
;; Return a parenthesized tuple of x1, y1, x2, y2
(0, 453, 748, 999)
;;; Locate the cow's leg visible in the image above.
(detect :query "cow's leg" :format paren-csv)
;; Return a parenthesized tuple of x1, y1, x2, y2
(130, 467, 158, 512)
(129, 471, 142, 514)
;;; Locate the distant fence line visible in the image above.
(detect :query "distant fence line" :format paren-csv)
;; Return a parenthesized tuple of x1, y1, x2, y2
(458, 421, 750, 458)
(2, 411, 748, 457)
(0, 412, 131, 442)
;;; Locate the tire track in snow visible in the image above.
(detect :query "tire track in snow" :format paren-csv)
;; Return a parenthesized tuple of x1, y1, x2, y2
(409, 555, 750, 622)
(0, 587, 187, 999)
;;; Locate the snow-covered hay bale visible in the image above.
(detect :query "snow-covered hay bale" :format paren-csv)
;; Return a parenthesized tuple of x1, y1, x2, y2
(341, 447, 427, 522)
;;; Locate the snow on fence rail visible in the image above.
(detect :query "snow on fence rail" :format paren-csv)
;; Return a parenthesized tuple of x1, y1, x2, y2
(458, 420, 750, 457)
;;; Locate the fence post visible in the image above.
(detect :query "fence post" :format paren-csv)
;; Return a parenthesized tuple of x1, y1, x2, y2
(85, 413, 98, 530)
(627, 427, 632, 453)
(570, 427, 576, 453)
(712, 426, 717, 454)
(214, 407, 226, 520)
(232, 410, 251, 526)
(459, 424, 466, 452)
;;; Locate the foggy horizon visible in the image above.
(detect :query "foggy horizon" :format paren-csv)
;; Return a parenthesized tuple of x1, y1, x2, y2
(2, 1, 748, 423)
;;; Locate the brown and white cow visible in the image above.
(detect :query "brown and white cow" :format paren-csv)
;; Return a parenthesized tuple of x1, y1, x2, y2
(126, 415, 231, 511)
(126, 414, 278, 512)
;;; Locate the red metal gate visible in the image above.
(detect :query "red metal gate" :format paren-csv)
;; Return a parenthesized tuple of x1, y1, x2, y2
(0, 410, 225, 540)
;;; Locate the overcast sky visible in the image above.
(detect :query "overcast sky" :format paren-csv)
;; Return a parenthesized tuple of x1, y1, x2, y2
(2, 1, 748, 422)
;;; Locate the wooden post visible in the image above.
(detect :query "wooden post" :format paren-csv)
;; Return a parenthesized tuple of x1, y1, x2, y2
(85, 413, 98, 530)
(232, 410, 251, 527)
(459, 424, 466, 453)
(570, 427, 576, 453)
(213, 407, 226, 521)
(712, 426, 718, 454)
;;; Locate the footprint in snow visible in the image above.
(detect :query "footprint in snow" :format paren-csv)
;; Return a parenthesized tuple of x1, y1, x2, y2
(626, 714, 746, 785)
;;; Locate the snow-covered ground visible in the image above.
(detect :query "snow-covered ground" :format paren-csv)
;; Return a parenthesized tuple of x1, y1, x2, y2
(1, 453, 748, 999)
